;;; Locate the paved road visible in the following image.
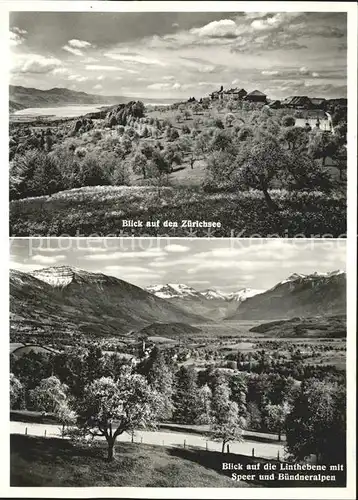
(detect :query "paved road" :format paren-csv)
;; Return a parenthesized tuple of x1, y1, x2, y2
(11, 421, 286, 460)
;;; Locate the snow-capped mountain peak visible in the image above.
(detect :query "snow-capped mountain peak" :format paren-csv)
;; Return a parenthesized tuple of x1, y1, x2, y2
(226, 288, 266, 302)
(30, 265, 80, 287)
(274, 270, 345, 289)
(147, 284, 266, 302)
(145, 283, 200, 299)
(200, 288, 227, 300)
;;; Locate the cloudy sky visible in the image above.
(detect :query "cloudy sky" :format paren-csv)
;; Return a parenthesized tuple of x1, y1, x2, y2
(10, 238, 346, 292)
(10, 11, 347, 99)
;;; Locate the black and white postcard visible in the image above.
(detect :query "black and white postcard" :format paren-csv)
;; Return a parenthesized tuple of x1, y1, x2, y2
(1, 1, 356, 499)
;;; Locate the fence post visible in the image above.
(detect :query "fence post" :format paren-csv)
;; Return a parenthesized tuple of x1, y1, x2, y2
(227, 444, 230, 454)
(184, 439, 186, 449)
(141, 437, 143, 444)
(131, 431, 134, 443)
(25, 427, 27, 435)
(277, 450, 280, 462)
(252, 447, 255, 457)
(206, 441, 208, 451)
(44, 429, 47, 437)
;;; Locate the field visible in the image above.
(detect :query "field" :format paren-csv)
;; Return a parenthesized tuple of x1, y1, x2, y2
(10, 185, 346, 237)
(9, 98, 347, 237)
(10, 434, 251, 488)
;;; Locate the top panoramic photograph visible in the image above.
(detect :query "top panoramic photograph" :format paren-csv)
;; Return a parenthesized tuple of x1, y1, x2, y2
(9, 10, 348, 237)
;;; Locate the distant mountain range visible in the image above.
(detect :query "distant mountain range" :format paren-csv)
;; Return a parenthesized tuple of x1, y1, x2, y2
(146, 271, 345, 321)
(10, 266, 205, 340)
(146, 284, 265, 302)
(10, 267, 346, 342)
(9, 85, 177, 111)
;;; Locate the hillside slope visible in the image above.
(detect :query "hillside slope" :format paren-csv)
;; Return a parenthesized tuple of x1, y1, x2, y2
(228, 271, 346, 320)
(9, 85, 125, 109)
(10, 266, 206, 340)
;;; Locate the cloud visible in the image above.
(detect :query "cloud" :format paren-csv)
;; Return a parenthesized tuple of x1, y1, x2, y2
(12, 54, 62, 74)
(81, 57, 98, 63)
(63, 45, 84, 57)
(63, 39, 92, 57)
(104, 52, 166, 66)
(147, 82, 182, 91)
(93, 84, 102, 90)
(262, 70, 279, 76)
(31, 255, 66, 265)
(147, 82, 171, 90)
(164, 244, 190, 253)
(10, 27, 27, 47)
(68, 39, 92, 49)
(52, 67, 70, 75)
(68, 74, 88, 82)
(85, 64, 122, 71)
(82, 248, 166, 261)
(191, 19, 240, 39)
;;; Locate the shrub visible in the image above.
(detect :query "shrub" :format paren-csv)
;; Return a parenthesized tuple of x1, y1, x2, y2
(282, 115, 296, 127)
(10, 150, 64, 199)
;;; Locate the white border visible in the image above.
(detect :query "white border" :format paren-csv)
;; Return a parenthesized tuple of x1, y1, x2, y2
(1, 2, 357, 499)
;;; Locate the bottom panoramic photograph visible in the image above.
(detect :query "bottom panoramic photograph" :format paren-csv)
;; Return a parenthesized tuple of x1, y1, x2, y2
(9, 238, 347, 488)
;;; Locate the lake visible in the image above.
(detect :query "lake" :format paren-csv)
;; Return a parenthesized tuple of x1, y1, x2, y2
(12, 102, 174, 119)
(12, 104, 110, 119)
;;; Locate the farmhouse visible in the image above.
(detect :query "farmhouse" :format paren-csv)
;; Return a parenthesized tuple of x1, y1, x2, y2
(210, 85, 225, 100)
(281, 96, 313, 109)
(267, 99, 281, 109)
(244, 90, 267, 103)
(223, 87, 247, 100)
(311, 98, 327, 110)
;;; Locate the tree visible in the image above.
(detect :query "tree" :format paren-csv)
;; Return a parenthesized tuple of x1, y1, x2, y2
(29, 376, 76, 432)
(172, 366, 199, 424)
(52, 348, 87, 399)
(192, 103, 202, 115)
(225, 113, 235, 128)
(284, 151, 333, 191)
(280, 126, 309, 152)
(147, 149, 171, 197)
(286, 378, 346, 464)
(263, 401, 291, 441)
(196, 384, 212, 425)
(10, 149, 64, 199)
(85, 345, 104, 383)
(210, 382, 243, 452)
(144, 346, 174, 420)
(183, 109, 192, 120)
(131, 151, 149, 179)
(246, 401, 262, 430)
(78, 369, 163, 461)
(229, 373, 248, 421)
(309, 131, 339, 167)
(235, 136, 286, 211)
(10, 373, 23, 409)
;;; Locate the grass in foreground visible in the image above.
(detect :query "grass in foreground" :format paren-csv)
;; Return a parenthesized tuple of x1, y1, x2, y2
(10, 434, 251, 488)
(10, 185, 346, 237)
